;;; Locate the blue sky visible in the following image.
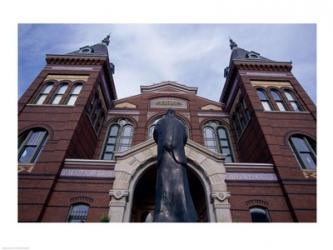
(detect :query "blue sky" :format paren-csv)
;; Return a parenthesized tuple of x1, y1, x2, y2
(18, 24, 316, 102)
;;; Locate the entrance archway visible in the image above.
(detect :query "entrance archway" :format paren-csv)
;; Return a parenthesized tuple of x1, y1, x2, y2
(130, 164, 208, 222)
(108, 138, 232, 222)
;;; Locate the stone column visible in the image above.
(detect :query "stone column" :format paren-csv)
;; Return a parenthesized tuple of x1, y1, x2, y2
(108, 189, 129, 222)
(211, 192, 232, 222)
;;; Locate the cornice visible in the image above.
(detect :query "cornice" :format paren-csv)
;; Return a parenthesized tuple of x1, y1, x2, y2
(46, 54, 108, 66)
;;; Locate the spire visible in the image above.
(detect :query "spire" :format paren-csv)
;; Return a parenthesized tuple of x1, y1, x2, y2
(229, 37, 238, 50)
(102, 34, 111, 46)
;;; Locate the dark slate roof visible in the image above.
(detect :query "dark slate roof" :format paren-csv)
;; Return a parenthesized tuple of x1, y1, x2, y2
(67, 43, 109, 56)
(224, 39, 274, 77)
(67, 35, 110, 57)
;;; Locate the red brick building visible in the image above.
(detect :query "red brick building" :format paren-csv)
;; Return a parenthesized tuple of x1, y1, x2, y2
(18, 36, 316, 222)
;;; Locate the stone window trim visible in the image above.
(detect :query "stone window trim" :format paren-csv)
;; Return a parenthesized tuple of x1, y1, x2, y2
(281, 87, 306, 112)
(101, 118, 134, 160)
(288, 133, 316, 171)
(31, 80, 85, 106)
(146, 112, 191, 139)
(69, 196, 94, 205)
(246, 199, 269, 208)
(201, 120, 235, 163)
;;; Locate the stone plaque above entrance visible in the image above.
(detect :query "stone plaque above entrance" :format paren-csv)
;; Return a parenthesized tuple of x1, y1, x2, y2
(150, 97, 188, 109)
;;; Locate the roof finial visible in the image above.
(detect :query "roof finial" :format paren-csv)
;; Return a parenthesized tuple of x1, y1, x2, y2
(102, 33, 111, 46)
(229, 37, 238, 50)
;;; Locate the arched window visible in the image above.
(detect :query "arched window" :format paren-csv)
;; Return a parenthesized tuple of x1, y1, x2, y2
(202, 121, 234, 163)
(256, 88, 272, 111)
(66, 83, 83, 105)
(289, 135, 316, 170)
(148, 118, 161, 138)
(250, 206, 271, 222)
(67, 203, 89, 222)
(51, 83, 68, 104)
(271, 89, 287, 111)
(284, 89, 304, 111)
(18, 128, 48, 163)
(34, 82, 54, 104)
(102, 119, 134, 160)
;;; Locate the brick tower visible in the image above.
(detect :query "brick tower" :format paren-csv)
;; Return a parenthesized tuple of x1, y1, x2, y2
(18, 35, 117, 221)
(221, 39, 316, 221)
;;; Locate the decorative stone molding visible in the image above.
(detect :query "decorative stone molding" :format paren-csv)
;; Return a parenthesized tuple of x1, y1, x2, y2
(226, 173, 278, 181)
(179, 112, 191, 121)
(115, 102, 136, 109)
(246, 199, 269, 208)
(18, 164, 35, 173)
(211, 192, 231, 203)
(70, 196, 94, 204)
(109, 189, 129, 201)
(150, 97, 187, 109)
(147, 111, 158, 121)
(201, 104, 222, 111)
(45, 74, 89, 82)
(250, 80, 292, 89)
(303, 171, 316, 179)
(60, 169, 115, 179)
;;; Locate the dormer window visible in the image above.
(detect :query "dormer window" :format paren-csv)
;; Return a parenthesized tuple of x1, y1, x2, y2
(247, 52, 259, 59)
(79, 47, 93, 53)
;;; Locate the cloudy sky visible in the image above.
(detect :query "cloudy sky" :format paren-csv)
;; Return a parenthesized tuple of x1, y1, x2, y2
(18, 24, 316, 102)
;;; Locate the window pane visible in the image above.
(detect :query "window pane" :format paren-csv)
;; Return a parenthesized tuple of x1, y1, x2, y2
(250, 208, 270, 222)
(52, 95, 62, 104)
(58, 84, 68, 94)
(271, 90, 282, 101)
(220, 140, 229, 147)
(284, 91, 294, 101)
(207, 146, 218, 153)
(276, 102, 286, 111)
(204, 127, 215, 139)
(67, 95, 77, 105)
(103, 153, 113, 160)
(291, 137, 309, 152)
(222, 148, 230, 156)
(27, 131, 46, 146)
(105, 145, 115, 152)
(72, 85, 83, 94)
(36, 94, 47, 104)
(43, 84, 54, 94)
(300, 153, 316, 170)
(291, 102, 301, 111)
(224, 156, 232, 163)
(148, 125, 155, 138)
(68, 204, 89, 222)
(107, 137, 117, 144)
(109, 126, 119, 136)
(205, 140, 216, 147)
(118, 145, 130, 152)
(122, 126, 133, 136)
(18, 146, 36, 163)
(119, 137, 131, 145)
(217, 128, 227, 139)
(257, 89, 268, 100)
(262, 101, 272, 111)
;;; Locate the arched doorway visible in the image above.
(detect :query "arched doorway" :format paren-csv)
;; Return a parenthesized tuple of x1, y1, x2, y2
(130, 164, 208, 222)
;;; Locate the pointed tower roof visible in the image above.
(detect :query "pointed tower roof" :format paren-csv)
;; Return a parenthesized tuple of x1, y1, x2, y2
(228, 38, 272, 62)
(68, 34, 111, 56)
